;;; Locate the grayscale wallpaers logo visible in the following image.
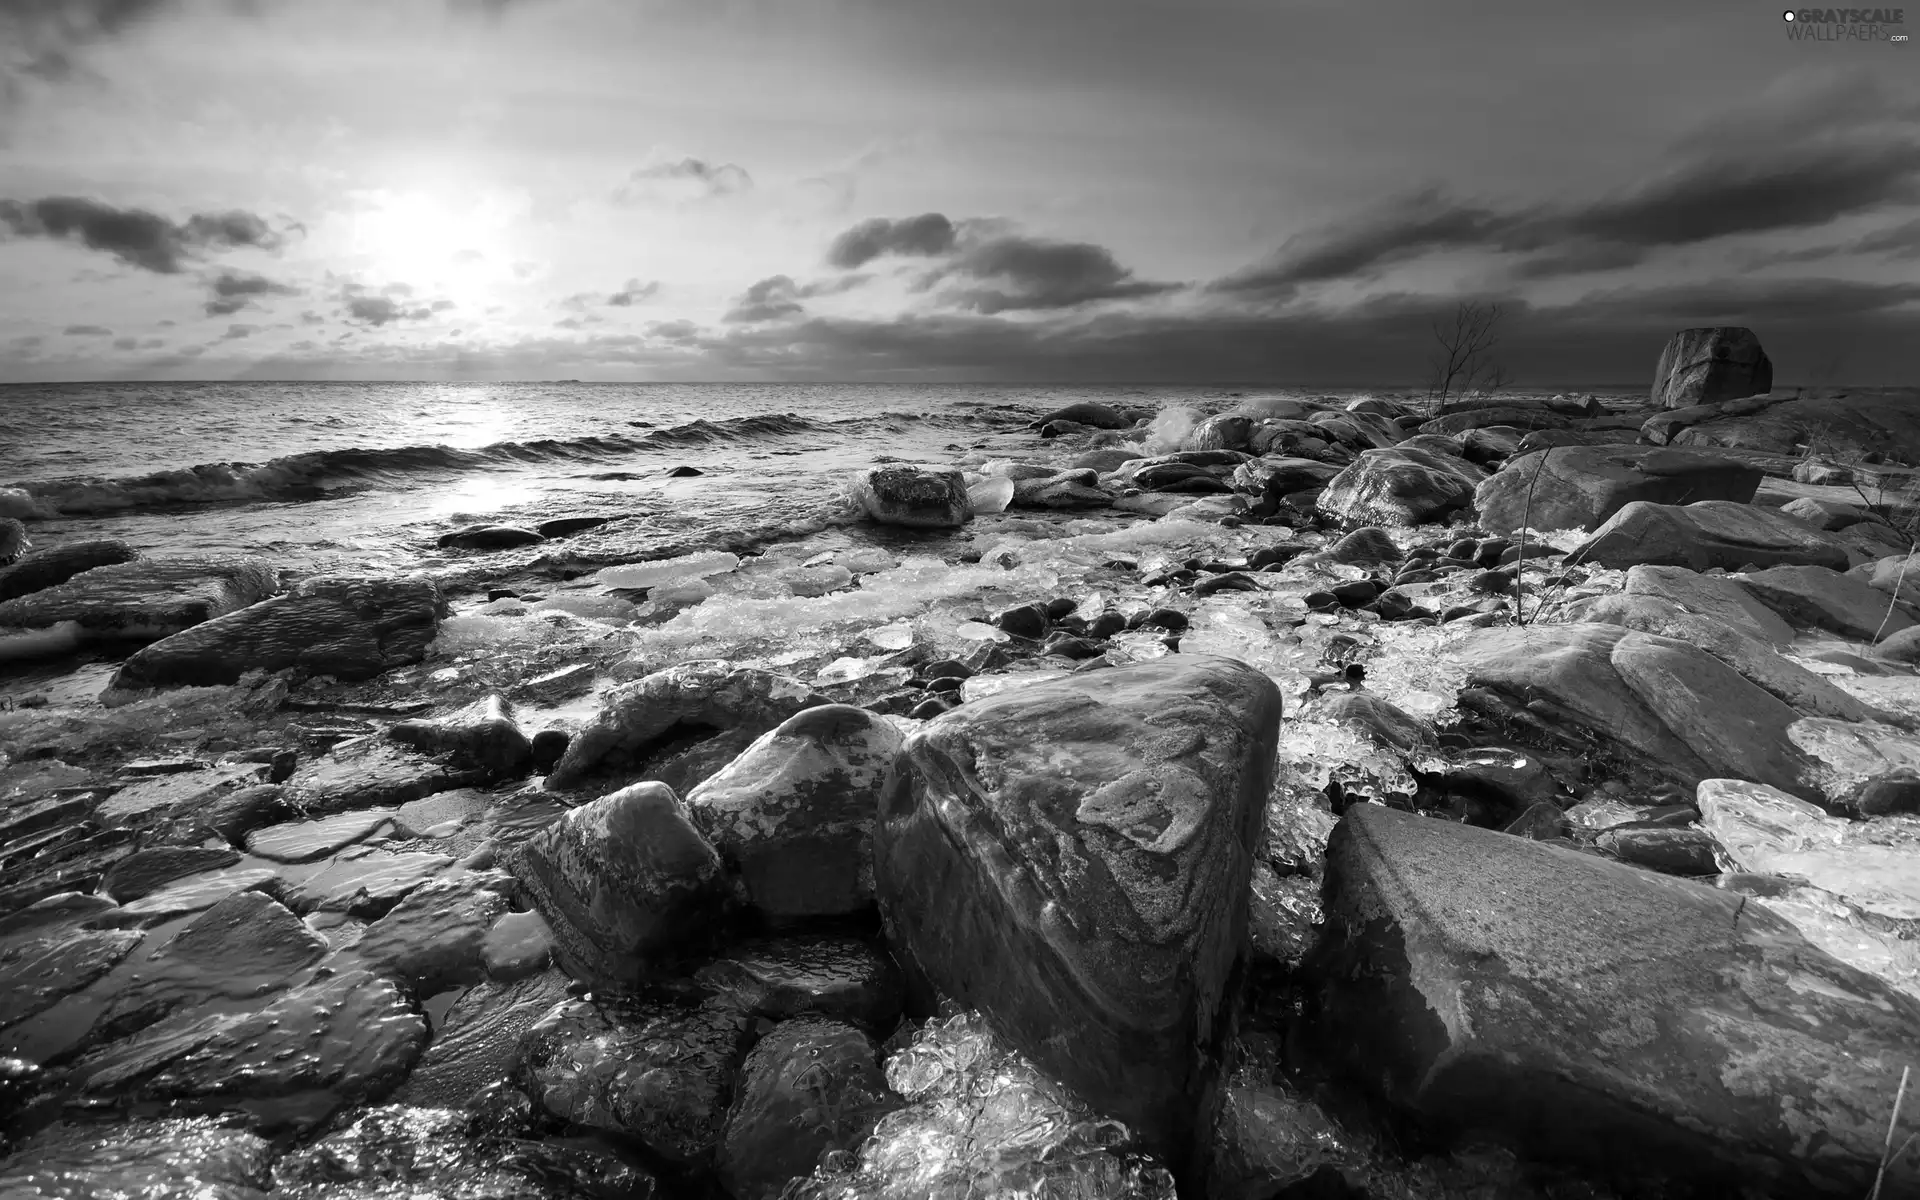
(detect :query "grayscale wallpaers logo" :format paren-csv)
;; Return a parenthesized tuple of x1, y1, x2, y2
(1783, 7, 1910, 39)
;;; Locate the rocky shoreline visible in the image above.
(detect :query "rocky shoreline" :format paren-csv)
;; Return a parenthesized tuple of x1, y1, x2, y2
(3, 343, 1920, 1198)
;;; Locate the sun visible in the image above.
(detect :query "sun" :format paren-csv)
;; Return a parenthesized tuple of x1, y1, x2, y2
(348, 190, 519, 304)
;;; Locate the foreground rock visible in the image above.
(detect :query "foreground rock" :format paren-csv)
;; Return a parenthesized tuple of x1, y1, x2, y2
(1315, 447, 1485, 528)
(1475, 446, 1761, 535)
(0, 1118, 274, 1197)
(1652, 326, 1773, 408)
(1569, 500, 1849, 571)
(0, 538, 138, 602)
(875, 655, 1282, 1188)
(388, 692, 532, 779)
(0, 556, 278, 641)
(718, 1017, 901, 1200)
(504, 780, 728, 985)
(546, 662, 829, 793)
(1311, 803, 1920, 1197)
(686, 704, 904, 920)
(111, 573, 444, 689)
(851, 465, 971, 529)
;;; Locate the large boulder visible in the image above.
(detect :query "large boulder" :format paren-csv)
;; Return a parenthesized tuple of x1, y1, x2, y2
(1315, 447, 1485, 528)
(1417, 406, 1571, 437)
(1623, 564, 1794, 645)
(1475, 447, 1761, 535)
(685, 705, 904, 921)
(1455, 623, 1820, 799)
(1568, 500, 1850, 571)
(1737, 564, 1917, 641)
(502, 781, 729, 985)
(1184, 414, 1253, 452)
(1310, 803, 1920, 1197)
(851, 466, 970, 529)
(1652, 327, 1773, 409)
(111, 573, 444, 689)
(546, 662, 829, 794)
(1664, 388, 1920, 461)
(0, 538, 138, 602)
(874, 655, 1282, 1188)
(0, 556, 278, 641)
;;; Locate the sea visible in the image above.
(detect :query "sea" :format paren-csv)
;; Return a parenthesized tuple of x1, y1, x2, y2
(0, 381, 1648, 576)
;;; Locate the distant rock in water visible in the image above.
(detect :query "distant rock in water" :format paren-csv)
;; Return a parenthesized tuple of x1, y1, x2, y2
(1652, 327, 1772, 409)
(1029, 401, 1135, 431)
(668, 465, 705, 477)
(851, 466, 970, 529)
(0, 556, 278, 642)
(436, 525, 545, 550)
(534, 515, 613, 538)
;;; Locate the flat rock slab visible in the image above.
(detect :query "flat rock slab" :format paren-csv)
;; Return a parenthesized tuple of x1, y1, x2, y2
(284, 848, 452, 916)
(350, 871, 514, 992)
(0, 538, 140, 603)
(1623, 564, 1794, 644)
(1312, 803, 1920, 1197)
(101, 845, 241, 901)
(1737, 564, 1917, 641)
(392, 787, 492, 839)
(280, 737, 489, 815)
(96, 766, 260, 827)
(1476, 446, 1761, 536)
(111, 573, 444, 689)
(0, 926, 143, 1029)
(101, 867, 283, 927)
(0, 556, 278, 640)
(75, 966, 427, 1133)
(395, 969, 570, 1107)
(1570, 500, 1849, 571)
(245, 808, 397, 863)
(875, 654, 1281, 1186)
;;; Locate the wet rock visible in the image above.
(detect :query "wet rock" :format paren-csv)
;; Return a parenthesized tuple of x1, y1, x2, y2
(1596, 825, 1720, 875)
(352, 871, 516, 992)
(391, 786, 490, 839)
(388, 692, 533, 779)
(876, 655, 1281, 1187)
(1842, 772, 1920, 818)
(546, 661, 828, 793)
(1459, 424, 1522, 465)
(1315, 447, 1484, 528)
(1208, 1081, 1352, 1200)
(718, 1017, 902, 1200)
(537, 514, 615, 538)
(96, 764, 262, 829)
(0, 833, 136, 916)
(852, 466, 971, 529)
(1011, 469, 1111, 509)
(0, 555, 277, 641)
(1031, 401, 1136, 430)
(1623, 563, 1794, 644)
(1327, 526, 1401, 564)
(0, 925, 143, 1030)
(0, 1118, 274, 1198)
(75, 966, 427, 1133)
(516, 995, 753, 1165)
(286, 848, 453, 916)
(1329, 579, 1382, 607)
(1228, 456, 1342, 506)
(111, 574, 444, 690)
(246, 807, 395, 862)
(91, 891, 326, 1044)
(1653, 326, 1773, 408)
(694, 935, 905, 1030)
(395, 969, 570, 1107)
(684, 705, 903, 921)
(1311, 802, 1920, 1197)
(1738, 563, 1916, 641)
(482, 909, 553, 978)
(503, 780, 727, 986)
(272, 1103, 659, 1199)
(1455, 623, 1819, 799)
(282, 736, 491, 815)
(1568, 500, 1849, 571)
(99, 845, 241, 901)
(1315, 691, 1429, 752)
(0, 538, 140, 603)
(994, 601, 1050, 639)
(1475, 446, 1762, 536)
(529, 728, 569, 773)
(1781, 495, 1873, 531)
(1418, 744, 1560, 817)
(101, 867, 283, 928)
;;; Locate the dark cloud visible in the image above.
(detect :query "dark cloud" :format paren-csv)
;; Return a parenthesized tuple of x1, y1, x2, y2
(724, 275, 805, 324)
(205, 269, 298, 315)
(62, 323, 111, 335)
(0, 195, 284, 273)
(932, 233, 1179, 314)
(607, 278, 659, 306)
(112, 335, 136, 349)
(1745, 214, 1920, 266)
(0, 0, 180, 96)
(826, 213, 957, 269)
(613, 157, 752, 204)
(1218, 135, 1920, 293)
(221, 322, 254, 339)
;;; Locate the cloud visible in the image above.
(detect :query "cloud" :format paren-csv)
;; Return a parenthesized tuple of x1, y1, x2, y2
(607, 278, 659, 306)
(0, 0, 180, 97)
(337, 281, 448, 327)
(62, 323, 111, 335)
(826, 213, 957, 269)
(721, 273, 872, 323)
(112, 335, 136, 349)
(221, 322, 255, 339)
(613, 157, 753, 204)
(205, 269, 299, 315)
(933, 233, 1180, 314)
(0, 196, 284, 273)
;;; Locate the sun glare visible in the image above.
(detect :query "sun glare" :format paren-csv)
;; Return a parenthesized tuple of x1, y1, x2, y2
(349, 190, 520, 308)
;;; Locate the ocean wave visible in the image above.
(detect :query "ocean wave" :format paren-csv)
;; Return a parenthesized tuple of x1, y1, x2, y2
(9, 412, 835, 516)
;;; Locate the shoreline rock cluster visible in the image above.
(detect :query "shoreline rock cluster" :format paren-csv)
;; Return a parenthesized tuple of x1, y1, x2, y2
(3, 328, 1920, 1198)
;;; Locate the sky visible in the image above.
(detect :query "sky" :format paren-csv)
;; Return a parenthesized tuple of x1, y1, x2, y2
(0, 0, 1916, 385)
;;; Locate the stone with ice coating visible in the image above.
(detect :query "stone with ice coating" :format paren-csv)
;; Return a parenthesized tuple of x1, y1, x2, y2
(1310, 802, 1920, 1197)
(596, 550, 740, 588)
(1697, 777, 1920, 921)
(686, 704, 904, 920)
(1314, 447, 1484, 528)
(874, 654, 1280, 1187)
(851, 465, 971, 529)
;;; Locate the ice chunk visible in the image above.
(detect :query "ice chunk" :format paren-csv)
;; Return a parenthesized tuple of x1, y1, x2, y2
(866, 622, 916, 651)
(960, 669, 1073, 703)
(786, 1011, 1174, 1200)
(594, 550, 740, 588)
(967, 474, 1015, 514)
(783, 564, 855, 597)
(475, 597, 530, 616)
(1278, 718, 1417, 801)
(1733, 881, 1920, 1001)
(1787, 717, 1920, 802)
(649, 577, 715, 607)
(528, 593, 636, 622)
(815, 655, 888, 685)
(841, 548, 899, 575)
(952, 621, 1009, 643)
(1698, 778, 1920, 920)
